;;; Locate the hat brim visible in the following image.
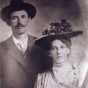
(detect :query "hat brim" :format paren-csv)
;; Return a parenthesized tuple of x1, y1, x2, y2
(35, 31, 83, 47)
(1, 3, 36, 22)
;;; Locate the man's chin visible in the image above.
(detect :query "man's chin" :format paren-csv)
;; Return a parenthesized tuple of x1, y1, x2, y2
(18, 29, 27, 35)
(17, 31, 26, 35)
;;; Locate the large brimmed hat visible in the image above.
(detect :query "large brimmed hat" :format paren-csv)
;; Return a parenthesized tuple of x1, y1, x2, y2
(1, 0, 36, 22)
(35, 19, 83, 48)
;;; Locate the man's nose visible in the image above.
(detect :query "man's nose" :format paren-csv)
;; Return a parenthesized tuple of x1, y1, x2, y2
(18, 18, 22, 24)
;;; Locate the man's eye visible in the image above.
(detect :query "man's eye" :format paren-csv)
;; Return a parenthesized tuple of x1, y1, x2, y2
(61, 45, 65, 48)
(12, 17, 17, 20)
(22, 15, 26, 18)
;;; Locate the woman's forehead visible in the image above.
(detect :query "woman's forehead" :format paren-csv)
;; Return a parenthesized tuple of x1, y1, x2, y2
(51, 39, 66, 46)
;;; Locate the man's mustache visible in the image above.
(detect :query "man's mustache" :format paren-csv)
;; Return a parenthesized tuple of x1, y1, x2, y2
(15, 23, 25, 28)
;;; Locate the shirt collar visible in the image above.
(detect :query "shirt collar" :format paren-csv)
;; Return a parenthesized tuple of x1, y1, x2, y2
(12, 35, 28, 53)
(13, 36, 21, 45)
(12, 34, 28, 44)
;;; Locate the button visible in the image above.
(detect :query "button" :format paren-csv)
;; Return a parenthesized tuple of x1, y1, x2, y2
(24, 56, 26, 59)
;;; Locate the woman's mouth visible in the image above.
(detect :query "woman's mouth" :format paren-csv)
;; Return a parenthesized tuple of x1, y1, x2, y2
(56, 56, 62, 58)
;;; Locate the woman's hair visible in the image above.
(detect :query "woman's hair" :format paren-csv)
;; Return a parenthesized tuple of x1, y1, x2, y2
(41, 36, 72, 51)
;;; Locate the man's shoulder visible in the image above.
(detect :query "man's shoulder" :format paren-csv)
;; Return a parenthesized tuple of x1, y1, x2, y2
(0, 36, 12, 45)
(28, 34, 37, 43)
(0, 36, 12, 50)
(28, 34, 37, 39)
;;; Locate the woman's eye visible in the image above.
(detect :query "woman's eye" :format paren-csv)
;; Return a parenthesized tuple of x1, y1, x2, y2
(51, 47, 56, 50)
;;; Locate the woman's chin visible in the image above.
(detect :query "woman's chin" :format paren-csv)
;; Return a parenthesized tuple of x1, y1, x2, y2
(54, 58, 67, 64)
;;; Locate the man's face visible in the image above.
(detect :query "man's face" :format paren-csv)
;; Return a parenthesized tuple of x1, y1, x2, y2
(9, 10, 30, 35)
(49, 39, 70, 64)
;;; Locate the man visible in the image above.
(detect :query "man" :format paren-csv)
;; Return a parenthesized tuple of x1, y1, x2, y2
(0, 0, 41, 88)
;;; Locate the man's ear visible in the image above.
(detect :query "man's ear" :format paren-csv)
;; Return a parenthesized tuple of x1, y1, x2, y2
(28, 17, 31, 22)
(67, 48, 71, 57)
(68, 48, 71, 54)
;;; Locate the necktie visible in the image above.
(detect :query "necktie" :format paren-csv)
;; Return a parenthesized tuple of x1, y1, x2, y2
(17, 43, 24, 53)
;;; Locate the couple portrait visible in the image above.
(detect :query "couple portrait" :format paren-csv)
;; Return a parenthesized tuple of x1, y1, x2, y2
(0, 0, 88, 88)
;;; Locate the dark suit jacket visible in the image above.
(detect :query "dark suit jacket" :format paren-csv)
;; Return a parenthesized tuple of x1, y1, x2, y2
(0, 35, 41, 88)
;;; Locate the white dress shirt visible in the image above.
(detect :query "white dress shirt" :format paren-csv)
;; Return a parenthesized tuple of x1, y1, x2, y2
(13, 36, 28, 53)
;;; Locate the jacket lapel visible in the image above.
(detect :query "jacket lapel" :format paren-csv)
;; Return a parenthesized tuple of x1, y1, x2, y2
(5, 36, 27, 68)
(5, 35, 35, 70)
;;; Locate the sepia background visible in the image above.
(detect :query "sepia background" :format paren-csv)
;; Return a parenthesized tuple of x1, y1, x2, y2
(0, 0, 88, 87)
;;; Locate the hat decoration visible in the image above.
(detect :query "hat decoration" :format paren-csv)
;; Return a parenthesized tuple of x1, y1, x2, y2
(35, 19, 83, 47)
(42, 19, 75, 36)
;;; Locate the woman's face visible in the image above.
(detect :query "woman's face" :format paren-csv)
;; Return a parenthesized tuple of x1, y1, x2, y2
(49, 39, 70, 64)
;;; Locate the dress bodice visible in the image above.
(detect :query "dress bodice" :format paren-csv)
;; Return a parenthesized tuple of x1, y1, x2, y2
(34, 62, 78, 88)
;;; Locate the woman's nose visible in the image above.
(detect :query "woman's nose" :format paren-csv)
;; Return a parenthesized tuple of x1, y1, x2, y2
(57, 49, 61, 54)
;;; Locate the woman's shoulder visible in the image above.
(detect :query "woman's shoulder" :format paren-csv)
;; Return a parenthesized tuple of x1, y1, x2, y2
(35, 71, 52, 87)
(37, 71, 51, 79)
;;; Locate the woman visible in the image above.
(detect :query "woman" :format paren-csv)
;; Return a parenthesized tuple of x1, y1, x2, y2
(34, 19, 83, 88)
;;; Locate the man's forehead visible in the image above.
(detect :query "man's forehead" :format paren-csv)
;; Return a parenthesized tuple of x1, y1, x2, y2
(10, 10, 28, 16)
